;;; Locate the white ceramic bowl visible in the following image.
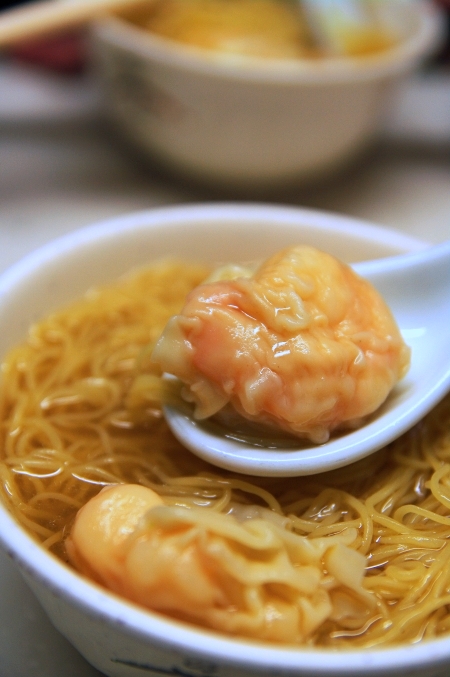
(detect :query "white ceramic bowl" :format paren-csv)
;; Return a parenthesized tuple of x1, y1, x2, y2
(89, 1, 442, 189)
(1, 202, 448, 677)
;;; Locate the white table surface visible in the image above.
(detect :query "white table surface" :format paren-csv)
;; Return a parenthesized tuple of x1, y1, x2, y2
(0, 57, 449, 677)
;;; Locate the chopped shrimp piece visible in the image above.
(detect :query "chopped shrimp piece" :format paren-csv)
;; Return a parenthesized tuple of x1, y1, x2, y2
(152, 246, 410, 443)
(67, 483, 374, 642)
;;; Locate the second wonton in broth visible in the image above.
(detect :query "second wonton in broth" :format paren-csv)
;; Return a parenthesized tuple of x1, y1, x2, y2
(152, 246, 410, 444)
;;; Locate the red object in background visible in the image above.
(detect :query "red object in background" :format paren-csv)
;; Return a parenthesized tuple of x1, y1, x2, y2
(9, 30, 87, 74)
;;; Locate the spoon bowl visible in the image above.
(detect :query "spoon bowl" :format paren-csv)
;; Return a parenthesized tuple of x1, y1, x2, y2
(164, 240, 450, 477)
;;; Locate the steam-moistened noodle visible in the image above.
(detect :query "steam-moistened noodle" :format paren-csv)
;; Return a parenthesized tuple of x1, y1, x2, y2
(127, 0, 396, 60)
(153, 246, 410, 443)
(1, 256, 450, 648)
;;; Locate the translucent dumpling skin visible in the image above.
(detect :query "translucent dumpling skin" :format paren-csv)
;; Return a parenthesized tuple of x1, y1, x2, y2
(67, 484, 374, 643)
(153, 246, 410, 443)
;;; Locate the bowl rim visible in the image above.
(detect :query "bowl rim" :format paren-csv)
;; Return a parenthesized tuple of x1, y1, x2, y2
(90, 0, 443, 85)
(0, 203, 429, 300)
(1, 202, 449, 675)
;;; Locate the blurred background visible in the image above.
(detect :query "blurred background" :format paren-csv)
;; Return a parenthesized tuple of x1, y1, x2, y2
(0, 0, 448, 267)
(0, 1, 449, 675)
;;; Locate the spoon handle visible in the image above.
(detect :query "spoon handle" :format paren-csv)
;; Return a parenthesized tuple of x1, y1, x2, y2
(353, 240, 450, 323)
(0, 0, 152, 47)
(301, 0, 398, 56)
(353, 240, 450, 278)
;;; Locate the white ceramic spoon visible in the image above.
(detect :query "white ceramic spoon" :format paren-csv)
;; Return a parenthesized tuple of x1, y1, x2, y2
(164, 240, 450, 477)
(301, 0, 400, 56)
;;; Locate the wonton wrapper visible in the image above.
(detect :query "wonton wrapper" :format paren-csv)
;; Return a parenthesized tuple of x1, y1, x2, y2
(67, 484, 375, 643)
(152, 246, 410, 443)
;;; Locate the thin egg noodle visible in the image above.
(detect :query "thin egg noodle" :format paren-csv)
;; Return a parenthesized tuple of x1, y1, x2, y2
(0, 259, 449, 648)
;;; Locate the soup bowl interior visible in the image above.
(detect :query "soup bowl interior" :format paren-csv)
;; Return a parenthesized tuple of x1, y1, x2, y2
(0, 202, 448, 677)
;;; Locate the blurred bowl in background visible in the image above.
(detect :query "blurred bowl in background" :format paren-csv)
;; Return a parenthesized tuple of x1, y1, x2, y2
(90, 0, 443, 190)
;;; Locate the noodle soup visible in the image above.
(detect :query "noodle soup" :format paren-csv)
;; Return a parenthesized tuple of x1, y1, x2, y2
(1, 249, 450, 649)
(0, 204, 448, 677)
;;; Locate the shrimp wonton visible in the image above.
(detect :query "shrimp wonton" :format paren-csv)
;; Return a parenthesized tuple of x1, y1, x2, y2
(153, 246, 410, 443)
